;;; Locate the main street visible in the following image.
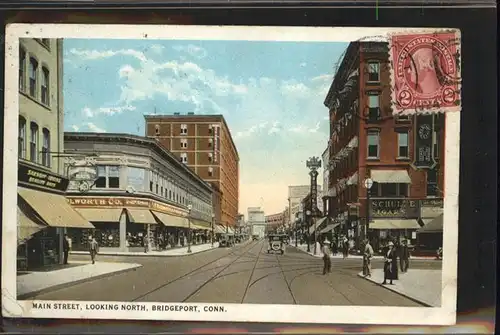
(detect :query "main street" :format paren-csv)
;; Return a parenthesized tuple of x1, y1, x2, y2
(30, 240, 441, 306)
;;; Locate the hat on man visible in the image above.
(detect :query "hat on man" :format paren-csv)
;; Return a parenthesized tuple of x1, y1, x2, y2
(323, 239, 330, 244)
(388, 241, 394, 247)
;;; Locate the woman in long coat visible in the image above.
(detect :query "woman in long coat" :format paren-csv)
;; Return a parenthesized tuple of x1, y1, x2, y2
(382, 241, 398, 285)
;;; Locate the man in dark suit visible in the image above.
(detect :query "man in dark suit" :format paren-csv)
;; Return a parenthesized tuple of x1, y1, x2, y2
(62, 234, 70, 264)
(399, 239, 410, 273)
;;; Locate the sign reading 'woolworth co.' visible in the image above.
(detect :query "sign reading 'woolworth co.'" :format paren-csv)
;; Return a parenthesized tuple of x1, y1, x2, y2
(67, 196, 188, 217)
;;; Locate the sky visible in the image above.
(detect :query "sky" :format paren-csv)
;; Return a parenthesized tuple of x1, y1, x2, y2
(63, 38, 348, 215)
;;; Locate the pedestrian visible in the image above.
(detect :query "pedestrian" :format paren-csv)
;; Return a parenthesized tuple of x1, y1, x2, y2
(63, 234, 70, 265)
(382, 241, 398, 285)
(399, 239, 410, 273)
(363, 238, 374, 277)
(342, 236, 349, 259)
(143, 234, 148, 253)
(322, 239, 332, 275)
(89, 236, 99, 264)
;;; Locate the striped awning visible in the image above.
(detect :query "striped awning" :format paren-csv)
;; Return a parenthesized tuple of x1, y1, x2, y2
(320, 222, 341, 234)
(371, 170, 412, 184)
(151, 211, 189, 228)
(370, 219, 421, 230)
(126, 209, 157, 225)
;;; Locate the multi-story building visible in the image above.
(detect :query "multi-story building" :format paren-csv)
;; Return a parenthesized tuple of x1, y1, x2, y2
(265, 212, 284, 233)
(247, 207, 266, 238)
(144, 113, 239, 229)
(321, 146, 332, 215)
(63, 132, 214, 252)
(17, 39, 94, 271)
(323, 41, 445, 250)
(287, 185, 314, 226)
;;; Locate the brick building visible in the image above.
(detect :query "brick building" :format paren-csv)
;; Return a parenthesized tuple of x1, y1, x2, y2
(145, 113, 239, 228)
(323, 41, 445, 250)
(265, 212, 284, 233)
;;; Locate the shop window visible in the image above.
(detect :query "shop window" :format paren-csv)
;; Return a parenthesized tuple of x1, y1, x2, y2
(42, 128, 50, 167)
(397, 130, 409, 158)
(367, 61, 380, 82)
(367, 94, 380, 121)
(367, 130, 380, 159)
(29, 122, 39, 163)
(378, 183, 408, 197)
(180, 124, 188, 135)
(18, 116, 26, 158)
(29, 58, 38, 98)
(41, 67, 50, 106)
(19, 48, 26, 92)
(427, 168, 439, 197)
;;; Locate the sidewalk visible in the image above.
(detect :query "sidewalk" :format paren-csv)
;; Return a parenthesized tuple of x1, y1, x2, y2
(292, 243, 436, 260)
(357, 269, 442, 307)
(17, 261, 142, 299)
(70, 242, 219, 257)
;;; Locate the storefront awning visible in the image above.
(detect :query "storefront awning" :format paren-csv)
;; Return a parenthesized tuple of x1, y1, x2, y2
(75, 208, 123, 223)
(371, 170, 411, 184)
(18, 187, 94, 229)
(421, 206, 444, 219)
(127, 209, 157, 225)
(151, 211, 189, 228)
(347, 172, 358, 185)
(320, 222, 341, 234)
(191, 219, 211, 230)
(370, 219, 421, 230)
(309, 217, 328, 235)
(215, 225, 226, 234)
(227, 227, 235, 235)
(17, 207, 46, 243)
(418, 214, 443, 234)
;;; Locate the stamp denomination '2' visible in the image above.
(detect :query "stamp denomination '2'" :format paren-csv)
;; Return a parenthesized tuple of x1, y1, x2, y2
(389, 30, 461, 114)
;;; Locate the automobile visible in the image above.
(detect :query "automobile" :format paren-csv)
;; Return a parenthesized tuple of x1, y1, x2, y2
(252, 235, 259, 241)
(267, 234, 286, 255)
(219, 235, 234, 248)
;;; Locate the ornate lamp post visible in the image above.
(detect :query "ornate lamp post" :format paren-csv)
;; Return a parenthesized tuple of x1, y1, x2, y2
(306, 156, 321, 254)
(294, 218, 299, 247)
(187, 204, 192, 253)
(364, 178, 374, 242)
(305, 209, 312, 252)
(211, 213, 215, 247)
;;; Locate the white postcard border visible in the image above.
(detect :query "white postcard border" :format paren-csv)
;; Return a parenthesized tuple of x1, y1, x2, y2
(2, 24, 459, 325)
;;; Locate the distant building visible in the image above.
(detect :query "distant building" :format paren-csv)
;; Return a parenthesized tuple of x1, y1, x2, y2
(265, 212, 284, 233)
(288, 185, 317, 226)
(144, 113, 239, 229)
(247, 207, 266, 238)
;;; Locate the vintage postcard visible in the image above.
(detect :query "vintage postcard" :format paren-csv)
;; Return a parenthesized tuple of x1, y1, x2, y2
(2, 24, 460, 325)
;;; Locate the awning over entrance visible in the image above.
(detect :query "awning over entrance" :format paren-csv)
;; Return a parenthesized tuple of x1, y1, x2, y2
(418, 214, 443, 234)
(17, 207, 46, 243)
(320, 222, 341, 234)
(370, 219, 421, 230)
(18, 187, 94, 229)
(215, 224, 226, 234)
(75, 208, 123, 222)
(126, 209, 157, 225)
(309, 217, 328, 235)
(371, 170, 411, 184)
(191, 219, 211, 230)
(151, 211, 189, 228)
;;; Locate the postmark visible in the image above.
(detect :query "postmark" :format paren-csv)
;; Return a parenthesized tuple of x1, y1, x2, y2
(389, 30, 462, 114)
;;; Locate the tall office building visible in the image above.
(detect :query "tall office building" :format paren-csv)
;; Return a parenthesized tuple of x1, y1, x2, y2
(145, 113, 239, 228)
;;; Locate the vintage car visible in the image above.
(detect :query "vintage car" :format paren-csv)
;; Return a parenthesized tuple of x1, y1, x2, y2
(252, 235, 259, 241)
(267, 234, 286, 255)
(219, 235, 234, 248)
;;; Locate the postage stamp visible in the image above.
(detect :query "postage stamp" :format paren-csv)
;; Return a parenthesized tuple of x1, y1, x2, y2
(389, 30, 462, 114)
(2, 24, 460, 326)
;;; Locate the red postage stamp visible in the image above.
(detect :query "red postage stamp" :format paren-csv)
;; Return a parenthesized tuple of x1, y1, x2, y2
(389, 30, 461, 114)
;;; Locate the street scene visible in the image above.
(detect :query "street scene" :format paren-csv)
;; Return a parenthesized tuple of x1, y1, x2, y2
(13, 28, 458, 312)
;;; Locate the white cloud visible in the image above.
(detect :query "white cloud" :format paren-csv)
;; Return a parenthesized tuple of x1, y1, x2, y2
(82, 105, 136, 118)
(268, 121, 281, 134)
(149, 44, 165, 54)
(173, 44, 207, 59)
(86, 122, 106, 133)
(69, 48, 147, 62)
(311, 74, 332, 82)
(300, 62, 307, 67)
(288, 121, 322, 134)
(71, 125, 79, 131)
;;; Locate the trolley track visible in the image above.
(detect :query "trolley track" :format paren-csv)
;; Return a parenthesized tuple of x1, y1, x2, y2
(240, 241, 267, 303)
(275, 253, 298, 304)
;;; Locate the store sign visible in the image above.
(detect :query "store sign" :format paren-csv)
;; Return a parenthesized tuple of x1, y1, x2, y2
(370, 198, 420, 218)
(68, 166, 98, 181)
(150, 201, 187, 217)
(421, 198, 444, 208)
(18, 162, 69, 192)
(413, 114, 437, 169)
(213, 125, 219, 162)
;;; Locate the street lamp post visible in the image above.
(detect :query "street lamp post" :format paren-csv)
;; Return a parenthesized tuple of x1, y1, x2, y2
(294, 219, 299, 247)
(187, 204, 192, 253)
(211, 213, 215, 247)
(364, 178, 374, 242)
(306, 156, 321, 255)
(306, 210, 312, 252)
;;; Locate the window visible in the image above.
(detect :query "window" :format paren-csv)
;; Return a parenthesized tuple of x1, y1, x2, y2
(18, 116, 26, 158)
(108, 166, 120, 188)
(161, 186, 164, 197)
(208, 124, 213, 134)
(208, 152, 213, 162)
(169, 190, 172, 200)
(367, 94, 380, 121)
(208, 138, 213, 147)
(29, 58, 38, 98)
(95, 166, 107, 188)
(367, 61, 380, 82)
(155, 125, 160, 135)
(180, 124, 188, 135)
(367, 130, 379, 159)
(180, 153, 188, 164)
(180, 138, 188, 148)
(397, 130, 409, 158)
(19, 48, 26, 91)
(427, 168, 439, 197)
(156, 184, 159, 194)
(208, 166, 213, 177)
(433, 130, 440, 159)
(29, 122, 39, 163)
(127, 167, 146, 192)
(396, 114, 410, 122)
(42, 128, 50, 167)
(41, 67, 49, 105)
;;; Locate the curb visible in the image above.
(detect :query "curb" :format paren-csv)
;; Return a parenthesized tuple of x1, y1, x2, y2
(18, 264, 143, 300)
(70, 245, 221, 258)
(356, 272, 432, 307)
(291, 246, 437, 261)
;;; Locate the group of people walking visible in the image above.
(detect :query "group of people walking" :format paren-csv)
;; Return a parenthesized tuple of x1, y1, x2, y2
(362, 238, 411, 285)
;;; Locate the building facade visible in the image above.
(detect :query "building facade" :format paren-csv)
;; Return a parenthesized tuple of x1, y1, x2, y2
(323, 41, 445, 250)
(144, 113, 239, 229)
(63, 132, 214, 252)
(265, 212, 284, 233)
(247, 207, 266, 238)
(287, 185, 313, 227)
(17, 39, 94, 271)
